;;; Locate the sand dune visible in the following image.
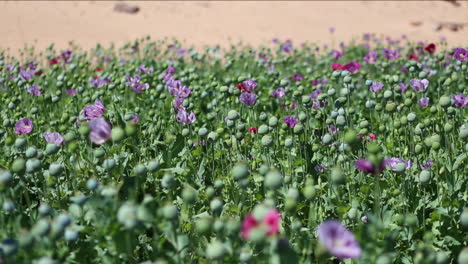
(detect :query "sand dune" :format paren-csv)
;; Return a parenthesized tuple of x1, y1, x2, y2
(0, 1, 467, 54)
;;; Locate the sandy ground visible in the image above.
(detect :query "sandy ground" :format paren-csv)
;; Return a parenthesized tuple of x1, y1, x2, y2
(0, 1, 467, 55)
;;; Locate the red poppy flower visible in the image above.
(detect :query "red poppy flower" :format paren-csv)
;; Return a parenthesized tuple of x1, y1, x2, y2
(236, 83, 249, 93)
(407, 54, 419, 62)
(93, 76, 99, 80)
(34, 70, 43, 77)
(331, 63, 343, 71)
(424, 43, 436, 54)
(49, 58, 58, 65)
(248, 127, 257, 134)
(96, 67, 103, 72)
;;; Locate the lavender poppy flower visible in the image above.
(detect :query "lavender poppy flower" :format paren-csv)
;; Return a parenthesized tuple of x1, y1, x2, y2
(369, 81, 383, 93)
(271, 88, 286, 98)
(363, 51, 378, 64)
(82, 99, 105, 120)
(309, 88, 323, 100)
(14, 118, 33, 135)
(327, 125, 339, 136)
(401, 66, 409, 73)
(27, 84, 41, 96)
(399, 83, 408, 93)
(453, 48, 467, 62)
(66, 89, 78, 96)
(453, 94, 467, 107)
(88, 118, 111, 145)
(176, 110, 196, 124)
(418, 97, 430, 108)
(126, 74, 149, 94)
(137, 65, 154, 74)
(331, 50, 342, 60)
(410, 79, 429, 92)
(19, 66, 35, 81)
(131, 115, 140, 123)
(43, 132, 64, 146)
(329, 27, 335, 33)
(315, 164, 327, 173)
(317, 220, 361, 259)
(384, 157, 412, 171)
(173, 97, 185, 111)
(167, 79, 191, 98)
(283, 116, 298, 128)
(6, 64, 15, 72)
(420, 160, 433, 170)
(281, 40, 293, 53)
(292, 73, 303, 82)
(355, 159, 376, 174)
(312, 100, 326, 110)
(383, 48, 400, 60)
(90, 77, 109, 88)
(61, 50, 72, 64)
(242, 79, 258, 92)
(239, 93, 257, 106)
(176, 48, 186, 57)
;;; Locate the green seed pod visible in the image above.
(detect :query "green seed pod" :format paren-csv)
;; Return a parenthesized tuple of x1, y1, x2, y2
(232, 163, 249, 180)
(258, 125, 269, 135)
(435, 252, 449, 264)
(459, 127, 468, 140)
(26, 159, 42, 173)
(458, 248, 468, 264)
(111, 127, 125, 142)
(459, 208, 468, 231)
(404, 98, 413, 106)
(259, 112, 267, 121)
(134, 164, 147, 176)
(376, 255, 392, 264)
(303, 185, 316, 199)
(14, 137, 27, 149)
(44, 143, 59, 155)
(210, 198, 223, 214)
(302, 95, 311, 104)
(431, 141, 440, 150)
(268, 116, 278, 127)
(322, 134, 333, 145)
(182, 185, 198, 204)
(162, 204, 178, 220)
(25, 147, 38, 158)
(93, 148, 105, 158)
(368, 143, 381, 154)
(344, 130, 358, 144)
(347, 208, 358, 220)
(11, 158, 26, 173)
(102, 159, 116, 170)
(375, 103, 383, 111)
(206, 240, 226, 260)
(48, 163, 63, 176)
(385, 102, 396, 112)
(195, 217, 212, 234)
(405, 214, 418, 227)
(78, 125, 90, 136)
(261, 135, 273, 147)
(32, 219, 51, 237)
(227, 110, 239, 120)
(198, 127, 208, 137)
(343, 76, 352, 83)
(336, 116, 346, 126)
(161, 173, 175, 188)
(331, 167, 345, 185)
(439, 96, 452, 107)
(293, 124, 304, 134)
(284, 138, 293, 148)
(117, 203, 138, 229)
(264, 170, 283, 189)
(125, 124, 137, 136)
(383, 90, 393, 99)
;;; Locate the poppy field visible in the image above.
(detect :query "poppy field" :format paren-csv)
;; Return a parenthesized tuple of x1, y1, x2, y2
(0, 36, 467, 263)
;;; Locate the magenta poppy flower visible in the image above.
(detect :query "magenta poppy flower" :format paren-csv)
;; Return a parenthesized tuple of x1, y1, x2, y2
(331, 63, 344, 71)
(43, 132, 64, 146)
(239, 93, 257, 106)
(369, 81, 383, 93)
(383, 48, 400, 60)
(453, 48, 467, 62)
(292, 73, 304, 82)
(241, 209, 281, 240)
(82, 99, 105, 120)
(343, 62, 361, 74)
(363, 51, 377, 64)
(271, 88, 286, 98)
(176, 110, 196, 124)
(418, 97, 430, 108)
(355, 159, 376, 174)
(131, 115, 140, 123)
(66, 89, 78, 96)
(453, 94, 467, 107)
(14, 118, 33, 135)
(410, 79, 429, 92)
(283, 116, 298, 128)
(317, 220, 361, 259)
(88, 118, 111, 145)
(27, 84, 41, 96)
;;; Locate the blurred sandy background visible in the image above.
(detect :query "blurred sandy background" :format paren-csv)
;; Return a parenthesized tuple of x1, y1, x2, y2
(0, 1, 467, 54)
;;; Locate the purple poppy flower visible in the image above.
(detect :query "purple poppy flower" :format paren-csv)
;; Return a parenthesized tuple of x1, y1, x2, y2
(137, 65, 154, 74)
(271, 88, 286, 98)
(281, 40, 293, 53)
(453, 94, 467, 107)
(90, 77, 109, 88)
(369, 81, 383, 93)
(176, 48, 186, 57)
(131, 115, 140, 123)
(66, 89, 78, 96)
(327, 125, 339, 136)
(329, 27, 335, 33)
(453, 48, 467, 62)
(401, 66, 409, 73)
(363, 51, 378, 64)
(27, 84, 41, 96)
(420, 160, 433, 170)
(239, 92, 257, 106)
(163, 66, 175, 82)
(6, 64, 15, 72)
(309, 88, 322, 100)
(311, 79, 320, 86)
(173, 97, 185, 111)
(272, 38, 279, 44)
(317, 220, 361, 259)
(355, 159, 376, 174)
(126, 74, 149, 94)
(399, 83, 408, 93)
(88, 118, 111, 145)
(418, 97, 430, 108)
(176, 110, 196, 124)
(331, 50, 342, 60)
(283, 116, 298, 128)
(242, 79, 258, 92)
(292, 73, 303, 82)
(19, 66, 35, 81)
(82, 99, 105, 120)
(167, 79, 191, 98)
(14, 118, 33, 135)
(384, 157, 412, 171)
(410, 79, 429, 92)
(61, 49, 72, 64)
(43, 132, 64, 146)
(383, 48, 400, 60)
(315, 164, 327, 173)
(312, 100, 326, 110)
